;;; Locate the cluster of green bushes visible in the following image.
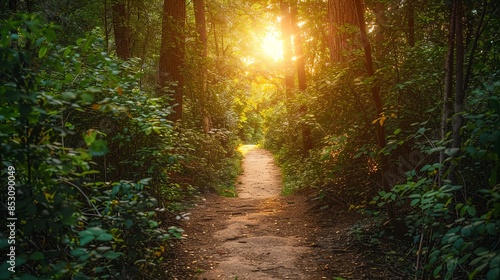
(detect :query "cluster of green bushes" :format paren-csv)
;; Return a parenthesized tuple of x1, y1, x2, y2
(0, 14, 240, 279)
(263, 63, 382, 202)
(372, 78, 500, 279)
(261, 2, 500, 278)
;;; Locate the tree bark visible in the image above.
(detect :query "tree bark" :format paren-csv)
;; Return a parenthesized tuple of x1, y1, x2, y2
(374, 1, 385, 51)
(327, 0, 358, 63)
(159, 0, 186, 122)
(194, 0, 211, 133)
(448, 0, 465, 186)
(291, 1, 313, 154)
(111, 0, 131, 59)
(354, 0, 403, 237)
(280, 0, 295, 103)
(103, 0, 110, 52)
(440, 1, 456, 184)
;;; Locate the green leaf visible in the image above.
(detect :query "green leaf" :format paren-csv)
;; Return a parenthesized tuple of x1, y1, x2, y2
(97, 246, 112, 252)
(420, 164, 432, 172)
(139, 178, 152, 185)
(486, 223, 496, 235)
(103, 251, 122, 259)
(491, 255, 500, 269)
(81, 92, 94, 103)
(125, 219, 134, 229)
(38, 46, 48, 58)
(148, 220, 159, 228)
(64, 73, 74, 83)
(79, 229, 93, 237)
(35, 37, 45, 46)
(96, 233, 113, 241)
(83, 130, 97, 146)
(433, 265, 443, 277)
(89, 139, 109, 156)
(487, 268, 500, 280)
(459, 253, 472, 264)
(61, 91, 77, 100)
(111, 184, 121, 198)
(445, 148, 460, 157)
(79, 236, 94, 246)
(63, 47, 71, 56)
(467, 206, 477, 217)
(474, 247, 489, 256)
(71, 248, 88, 257)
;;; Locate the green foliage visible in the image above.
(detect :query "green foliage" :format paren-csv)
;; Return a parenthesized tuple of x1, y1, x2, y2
(371, 91, 500, 278)
(374, 170, 500, 279)
(263, 64, 381, 202)
(0, 15, 176, 279)
(175, 128, 242, 197)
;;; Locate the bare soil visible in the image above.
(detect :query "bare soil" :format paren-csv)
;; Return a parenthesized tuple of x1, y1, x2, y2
(165, 145, 410, 279)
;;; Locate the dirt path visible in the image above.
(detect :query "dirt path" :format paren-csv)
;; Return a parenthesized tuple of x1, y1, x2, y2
(174, 146, 321, 279)
(167, 145, 409, 279)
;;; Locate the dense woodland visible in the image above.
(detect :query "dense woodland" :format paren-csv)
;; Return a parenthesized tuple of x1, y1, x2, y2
(1, 0, 500, 279)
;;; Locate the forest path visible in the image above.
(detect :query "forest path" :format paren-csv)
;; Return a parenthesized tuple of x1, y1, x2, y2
(169, 145, 401, 279)
(178, 145, 324, 279)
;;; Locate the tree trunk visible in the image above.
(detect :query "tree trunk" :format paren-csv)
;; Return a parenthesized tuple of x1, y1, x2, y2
(327, 0, 358, 63)
(280, 0, 295, 103)
(159, 0, 186, 122)
(111, 0, 131, 59)
(448, 0, 465, 186)
(439, 1, 456, 184)
(103, 0, 109, 52)
(354, 0, 403, 237)
(291, 1, 313, 154)
(374, 1, 385, 51)
(194, 0, 211, 134)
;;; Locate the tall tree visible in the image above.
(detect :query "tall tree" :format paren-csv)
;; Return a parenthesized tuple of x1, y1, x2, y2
(280, 0, 295, 103)
(327, 0, 358, 63)
(374, 1, 386, 56)
(448, 0, 465, 186)
(354, 0, 402, 236)
(291, 1, 313, 153)
(193, 0, 211, 133)
(440, 1, 456, 184)
(159, 0, 186, 122)
(111, 0, 131, 59)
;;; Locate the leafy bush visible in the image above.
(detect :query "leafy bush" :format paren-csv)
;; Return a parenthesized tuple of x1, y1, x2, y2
(0, 14, 177, 279)
(371, 88, 500, 278)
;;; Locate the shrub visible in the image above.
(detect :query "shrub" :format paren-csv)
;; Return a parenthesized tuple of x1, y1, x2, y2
(0, 14, 177, 279)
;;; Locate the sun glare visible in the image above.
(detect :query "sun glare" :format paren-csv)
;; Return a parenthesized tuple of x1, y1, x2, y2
(261, 29, 283, 61)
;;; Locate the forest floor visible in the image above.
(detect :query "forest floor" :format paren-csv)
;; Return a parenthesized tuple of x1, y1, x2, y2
(164, 145, 410, 279)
